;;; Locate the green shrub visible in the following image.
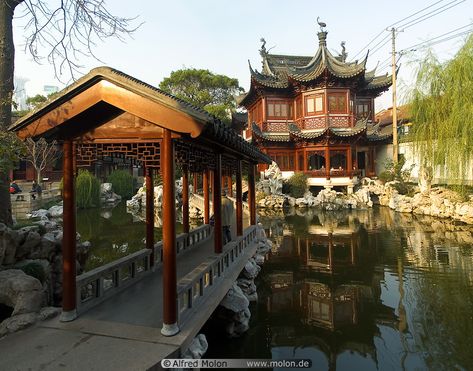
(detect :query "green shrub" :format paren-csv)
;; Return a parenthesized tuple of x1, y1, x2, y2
(107, 170, 134, 199)
(19, 262, 46, 284)
(286, 173, 308, 198)
(379, 157, 414, 195)
(76, 169, 100, 208)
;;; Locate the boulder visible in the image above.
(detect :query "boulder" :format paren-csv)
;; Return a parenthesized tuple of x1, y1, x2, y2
(0, 269, 43, 316)
(16, 231, 41, 259)
(38, 306, 61, 321)
(37, 233, 57, 259)
(241, 259, 260, 279)
(100, 182, 113, 194)
(0, 224, 19, 266)
(48, 205, 63, 218)
(181, 334, 208, 359)
(219, 283, 249, 313)
(0, 313, 38, 338)
(28, 209, 50, 220)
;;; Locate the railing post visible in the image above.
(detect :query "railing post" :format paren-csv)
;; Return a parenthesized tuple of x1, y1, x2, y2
(203, 169, 210, 224)
(61, 139, 77, 322)
(236, 160, 243, 236)
(182, 166, 190, 234)
(325, 146, 331, 180)
(161, 129, 179, 336)
(347, 147, 353, 179)
(145, 166, 155, 266)
(248, 162, 257, 226)
(213, 154, 222, 253)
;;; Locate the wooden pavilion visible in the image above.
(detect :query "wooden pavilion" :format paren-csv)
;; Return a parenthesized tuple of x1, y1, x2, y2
(238, 28, 394, 190)
(9, 67, 271, 336)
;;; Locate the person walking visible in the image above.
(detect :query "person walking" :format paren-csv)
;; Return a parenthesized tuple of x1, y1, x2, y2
(30, 180, 42, 200)
(221, 190, 234, 244)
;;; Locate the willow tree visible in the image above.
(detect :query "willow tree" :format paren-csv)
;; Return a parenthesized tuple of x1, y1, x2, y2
(408, 35, 473, 184)
(0, 0, 139, 225)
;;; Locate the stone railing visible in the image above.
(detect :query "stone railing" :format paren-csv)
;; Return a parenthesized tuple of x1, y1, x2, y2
(11, 188, 62, 219)
(76, 224, 212, 313)
(176, 225, 258, 325)
(76, 249, 151, 313)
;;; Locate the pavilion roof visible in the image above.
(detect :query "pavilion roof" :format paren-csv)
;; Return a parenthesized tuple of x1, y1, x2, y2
(240, 31, 392, 106)
(10, 66, 271, 164)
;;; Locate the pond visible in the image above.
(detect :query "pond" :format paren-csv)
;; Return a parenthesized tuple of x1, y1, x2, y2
(204, 207, 473, 370)
(76, 202, 185, 272)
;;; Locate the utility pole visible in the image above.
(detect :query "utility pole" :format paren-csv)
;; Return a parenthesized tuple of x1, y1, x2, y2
(391, 27, 399, 163)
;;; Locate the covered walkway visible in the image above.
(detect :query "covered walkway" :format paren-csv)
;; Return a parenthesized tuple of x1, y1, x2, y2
(6, 65, 271, 363)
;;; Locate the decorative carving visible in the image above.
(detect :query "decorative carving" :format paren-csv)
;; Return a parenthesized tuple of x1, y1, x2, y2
(264, 121, 288, 132)
(76, 142, 161, 169)
(304, 117, 326, 129)
(329, 116, 350, 128)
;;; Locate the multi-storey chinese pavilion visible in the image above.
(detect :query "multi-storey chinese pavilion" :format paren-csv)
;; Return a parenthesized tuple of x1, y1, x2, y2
(239, 26, 394, 190)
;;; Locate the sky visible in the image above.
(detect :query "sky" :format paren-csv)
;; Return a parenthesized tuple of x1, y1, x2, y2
(12, 0, 473, 112)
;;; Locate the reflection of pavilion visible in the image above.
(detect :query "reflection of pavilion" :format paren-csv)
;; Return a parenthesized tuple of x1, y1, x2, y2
(301, 281, 358, 330)
(298, 231, 359, 274)
(263, 215, 397, 370)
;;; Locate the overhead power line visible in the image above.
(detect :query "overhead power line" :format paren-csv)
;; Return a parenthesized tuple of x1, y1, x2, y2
(350, 0, 465, 61)
(386, 0, 446, 28)
(397, 0, 466, 30)
(401, 28, 472, 52)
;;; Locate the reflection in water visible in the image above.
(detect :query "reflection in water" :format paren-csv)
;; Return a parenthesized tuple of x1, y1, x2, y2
(76, 202, 185, 271)
(204, 207, 473, 370)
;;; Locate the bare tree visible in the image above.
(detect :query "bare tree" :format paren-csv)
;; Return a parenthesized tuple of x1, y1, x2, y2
(22, 138, 60, 184)
(0, 0, 140, 225)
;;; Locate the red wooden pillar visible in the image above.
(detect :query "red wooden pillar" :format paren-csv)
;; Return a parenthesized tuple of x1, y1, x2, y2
(325, 146, 331, 180)
(371, 147, 376, 176)
(236, 160, 243, 236)
(210, 171, 213, 200)
(192, 173, 198, 194)
(213, 154, 222, 253)
(227, 175, 233, 197)
(145, 166, 155, 265)
(303, 148, 308, 172)
(61, 139, 77, 322)
(203, 169, 210, 224)
(161, 129, 179, 336)
(182, 167, 190, 234)
(248, 162, 257, 226)
(347, 147, 353, 179)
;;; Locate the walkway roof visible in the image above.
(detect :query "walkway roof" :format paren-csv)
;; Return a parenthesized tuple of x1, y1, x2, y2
(10, 66, 271, 164)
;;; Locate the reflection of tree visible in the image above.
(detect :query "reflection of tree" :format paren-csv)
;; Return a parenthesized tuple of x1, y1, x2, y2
(409, 266, 473, 369)
(76, 202, 164, 271)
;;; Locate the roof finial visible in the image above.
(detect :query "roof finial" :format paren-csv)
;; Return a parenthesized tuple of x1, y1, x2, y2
(340, 41, 347, 62)
(259, 37, 267, 56)
(317, 17, 327, 32)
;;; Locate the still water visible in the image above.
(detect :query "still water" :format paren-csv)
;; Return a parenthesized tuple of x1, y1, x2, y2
(76, 202, 183, 271)
(204, 207, 473, 370)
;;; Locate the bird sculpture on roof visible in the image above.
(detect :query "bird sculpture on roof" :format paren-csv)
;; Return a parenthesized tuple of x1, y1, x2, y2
(260, 37, 267, 53)
(317, 17, 327, 31)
